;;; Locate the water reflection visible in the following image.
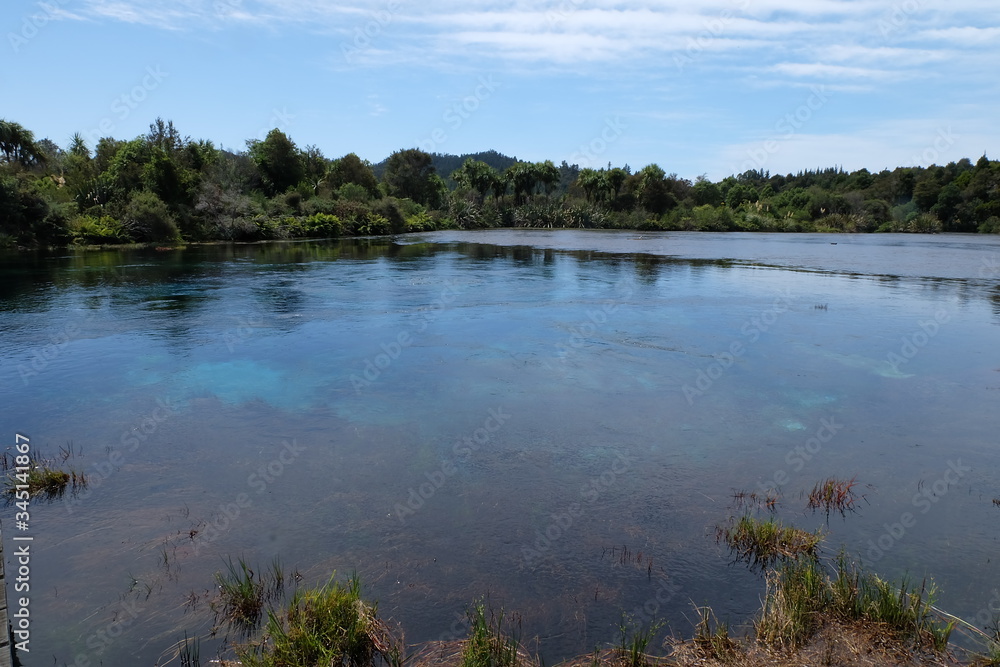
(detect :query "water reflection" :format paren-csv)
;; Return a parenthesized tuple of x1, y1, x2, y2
(0, 232, 998, 665)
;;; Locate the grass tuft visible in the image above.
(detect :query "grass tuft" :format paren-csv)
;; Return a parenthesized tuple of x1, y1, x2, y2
(213, 556, 286, 638)
(807, 477, 865, 517)
(717, 515, 822, 569)
(2, 448, 87, 500)
(755, 553, 955, 651)
(616, 613, 665, 667)
(462, 598, 524, 667)
(692, 605, 736, 661)
(238, 572, 399, 667)
(179, 631, 200, 667)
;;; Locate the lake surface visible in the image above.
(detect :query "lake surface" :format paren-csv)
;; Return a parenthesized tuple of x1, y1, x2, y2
(1, 230, 999, 665)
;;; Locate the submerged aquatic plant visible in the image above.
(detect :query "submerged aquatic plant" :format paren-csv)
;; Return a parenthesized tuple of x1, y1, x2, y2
(807, 476, 866, 517)
(212, 556, 287, 638)
(731, 488, 779, 512)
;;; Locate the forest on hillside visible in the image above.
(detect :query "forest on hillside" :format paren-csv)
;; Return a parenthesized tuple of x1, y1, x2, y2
(2, 117, 999, 248)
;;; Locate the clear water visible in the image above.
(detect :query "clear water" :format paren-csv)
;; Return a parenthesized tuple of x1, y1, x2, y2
(2, 231, 999, 665)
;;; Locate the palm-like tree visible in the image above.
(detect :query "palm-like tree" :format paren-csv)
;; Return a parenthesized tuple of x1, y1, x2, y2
(0, 119, 44, 166)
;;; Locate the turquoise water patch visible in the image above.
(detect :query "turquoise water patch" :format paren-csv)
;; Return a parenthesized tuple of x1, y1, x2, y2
(176, 359, 308, 410)
(789, 391, 839, 408)
(777, 418, 807, 431)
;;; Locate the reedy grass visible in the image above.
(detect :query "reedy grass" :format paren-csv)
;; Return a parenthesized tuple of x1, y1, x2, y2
(238, 572, 400, 667)
(616, 613, 665, 667)
(807, 476, 865, 517)
(462, 598, 524, 667)
(730, 489, 779, 513)
(179, 631, 200, 667)
(755, 553, 955, 651)
(691, 605, 736, 662)
(4, 465, 87, 500)
(213, 556, 287, 638)
(716, 515, 822, 569)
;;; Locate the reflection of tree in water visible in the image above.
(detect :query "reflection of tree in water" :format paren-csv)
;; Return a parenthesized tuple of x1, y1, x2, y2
(254, 280, 304, 316)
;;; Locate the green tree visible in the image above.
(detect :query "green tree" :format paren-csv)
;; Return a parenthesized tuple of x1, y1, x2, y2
(452, 159, 499, 203)
(0, 119, 44, 167)
(145, 117, 183, 155)
(106, 138, 150, 199)
(382, 148, 440, 206)
(912, 178, 941, 211)
(68, 132, 90, 159)
(576, 168, 609, 203)
(726, 183, 758, 208)
(503, 162, 541, 205)
(637, 164, 676, 214)
(302, 145, 328, 194)
(606, 167, 628, 201)
(536, 160, 561, 195)
(692, 178, 725, 207)
(246, 129, 305, 196)
(931, 182, 963, 228)
(328, 153, 380, 199)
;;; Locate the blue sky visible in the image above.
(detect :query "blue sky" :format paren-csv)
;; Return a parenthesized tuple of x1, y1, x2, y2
(4, 0, 999, 180)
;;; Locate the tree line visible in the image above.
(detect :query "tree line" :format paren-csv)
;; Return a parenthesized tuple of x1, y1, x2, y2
(2, 116, 999, 248)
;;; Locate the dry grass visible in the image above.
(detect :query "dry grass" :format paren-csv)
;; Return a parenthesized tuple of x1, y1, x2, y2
(668, 618, 959, 666)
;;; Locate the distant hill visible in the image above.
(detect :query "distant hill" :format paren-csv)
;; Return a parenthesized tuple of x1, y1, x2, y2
(372, 150, 519, 186)
(372, 150, 582, 194)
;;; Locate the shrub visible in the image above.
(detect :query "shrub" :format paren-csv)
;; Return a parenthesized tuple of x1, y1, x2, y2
(301, 197, 338, 216)
(405, 211, 437, 232)
(122, 191, 180, 242)
(372, 198, 406, 234)
(979, 216, 1000, 234)
(70, 215, 131, 244)
(299, 213, 343, 238)
(338, 182, 372, 203)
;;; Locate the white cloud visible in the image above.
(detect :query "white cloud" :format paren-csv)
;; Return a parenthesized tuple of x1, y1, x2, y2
(770, 62, 903, 81)
(913, 25, 1000, 45)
